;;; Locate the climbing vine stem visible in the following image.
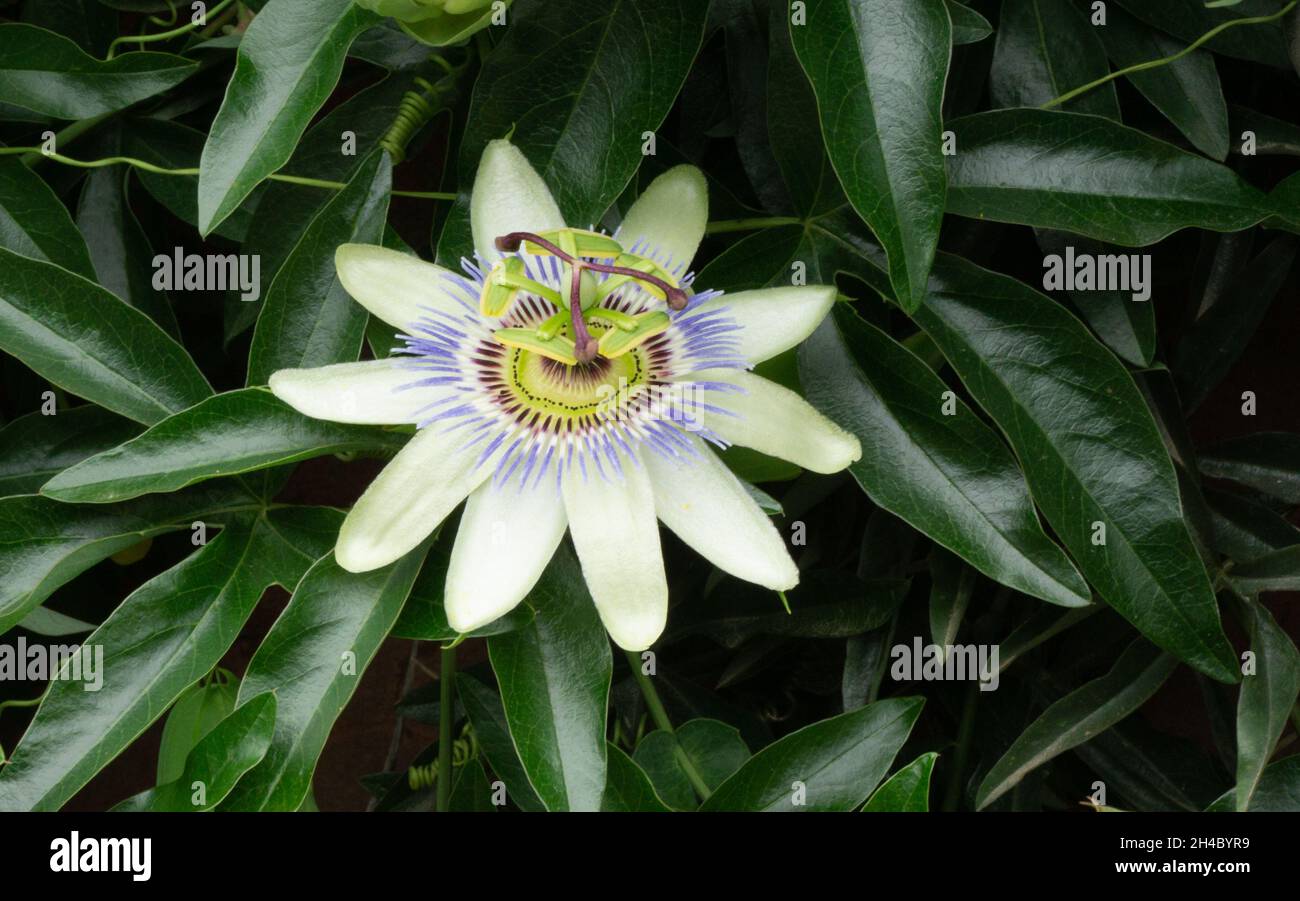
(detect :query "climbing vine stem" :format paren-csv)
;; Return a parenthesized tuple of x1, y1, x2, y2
(107, 0, 239, 59)
(437, 645, 457, 813)
(624, 649, 712, 803)
(1042, 0, 1298, 110)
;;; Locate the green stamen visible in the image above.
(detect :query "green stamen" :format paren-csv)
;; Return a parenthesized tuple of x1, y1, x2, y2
(596, 310, 670, 357)
(588, 306, 640, 332)
(494, 327, 579, 365)
(521, 228, 623, 260)
(479, 256, 561, 316)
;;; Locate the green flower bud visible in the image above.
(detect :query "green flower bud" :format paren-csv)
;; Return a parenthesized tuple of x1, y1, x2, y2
(353, 0, 494, 24)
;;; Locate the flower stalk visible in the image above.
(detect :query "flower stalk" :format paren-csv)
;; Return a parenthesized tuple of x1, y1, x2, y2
(625, 650, 712, 803)
(437, 644, 457, 813)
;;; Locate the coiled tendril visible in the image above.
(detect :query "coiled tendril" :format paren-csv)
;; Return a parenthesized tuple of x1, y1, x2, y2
(406, 723, 480, 791)
(378, 56, 455, 164)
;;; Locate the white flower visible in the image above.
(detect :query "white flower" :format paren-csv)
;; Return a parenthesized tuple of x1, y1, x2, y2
(269, 140, 860, 650)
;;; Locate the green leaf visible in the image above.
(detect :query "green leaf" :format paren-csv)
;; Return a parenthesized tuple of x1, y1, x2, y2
(117, 693, 277, 812)
(842, 632, 892, 712)
(456, 673, 546, 812)
(800, 305, 1090, 608)
(0, 406, 141, 498)
(16, 606, 95, 637)
(790, 0, 949, 311)
(448, 758, 497, 812)
(976, 639, 1178, 809)
(741, 479, 783, 516)
(990, 0, 1118, 118)
(715, 444, 800, 485)
(1235, 596, 1300, 810)
(231, 67, 439, 342)
(487, 545, 613, 812)
(0, 510, 335, 810)
(863, 751, 938, 811)
(632, 718, 751, 811)
(1175, 237, 1296, 407)
(122, 118, 257, 243)
(912, 255, 1238, 682)
(437, 0, 708, 261)
(945, 109, 1270, 244)
(946, 0, 992, 44)
(0, 23, 196, 118)
(349, 21, 436, 70)
(700, 696, 924, 811)
(632, 670, 773, 752)
(156, 675, 238, 785)
(997, 606, 1097, 673)
(1207, 754, 1300, 811)
(1230, 546, 1300, 595)
(0, 481, 261, 635)
(1074, 718, 1222, 812)
(763, 0, 845, 219)
(1200, 433, 1300, 504)
(601, 744, 672, 812)
(1035, 229, 1156, 368)
(1115, 0, 1292, 68)
(391, 535, 536, 641)
(0, 248, 212, 425)
(1269, 175, 1300, 229)
(221, 544, 426, 811)
(668, 571, 910, 648)
(75, 164, 179, 337)
(929, 546, 975, 650)
(43, 389, 407, 503)
(1205, 484, 1300, 563)
(695, 212, 893, 300)
(1230, 104, 1300, 156)
(246, 149, 391, 384)
(1098, 6, 1229, 160)
(197, 0, 379, 235)
(0, 157, 95, 279)
(21, 0, 116, 57)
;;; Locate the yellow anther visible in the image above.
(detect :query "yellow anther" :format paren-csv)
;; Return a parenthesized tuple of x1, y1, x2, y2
(494, 327, 579, 365)
(596, 311, 671, 358)
(479, 256, 561, 316)
(597, 253, 681, 302)
(523, 228, 624, 260)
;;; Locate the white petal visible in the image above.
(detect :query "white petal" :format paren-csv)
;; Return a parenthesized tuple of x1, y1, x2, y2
(615, 165, 708, 276)
(471, 140, 566, 266)
(269, 359, 429, 425)
(690, 285, 836, 364)
(644, 436, 797, 591)
(335, 243, 473, 332)
(690, 369, 861, 474)
(444, 470, 567, 634)
(562, 452, 667, 651)
(336, 427, 493, 572)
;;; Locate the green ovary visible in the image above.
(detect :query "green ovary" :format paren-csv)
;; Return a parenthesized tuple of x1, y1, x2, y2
(507, 330, 649, 421)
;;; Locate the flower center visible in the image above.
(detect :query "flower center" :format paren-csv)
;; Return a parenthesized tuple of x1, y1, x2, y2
(394, 238, 745, 488)
(510, 338, 646, 416)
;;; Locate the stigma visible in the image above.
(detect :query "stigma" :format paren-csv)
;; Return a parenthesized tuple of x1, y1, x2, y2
(480, 228, 688, 366)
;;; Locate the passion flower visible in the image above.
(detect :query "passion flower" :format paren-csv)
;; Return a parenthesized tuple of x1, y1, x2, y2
(269, 140, 860, 650)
